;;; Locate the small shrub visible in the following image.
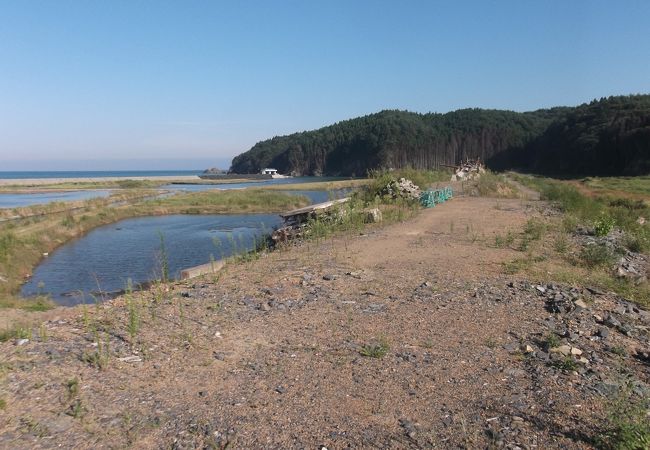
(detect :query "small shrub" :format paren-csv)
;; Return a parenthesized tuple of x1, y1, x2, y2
(554, 234, 569, 254)
(359, 339, 389, 358)
(81, 350, 107, 369)
(580, 244, 615, 268)
(495, 232, 515, 248)
(523, 218, 546, 241)
(596, 381, 650, 450)
(594, 215, 616, 237)
(0, 325, 31, 343)
(503, 258, 529, 274)
(61, 215, 76, 228)
(518, 236, 530, 252)
(552, 356, 578, 371)
(624, 234, 648, 253)
(545, 333, 561, 350)
(609, 198, 646, 210)
(66, 377, 79, 400)
(562, 215, 579, 233)
(67, 399, 85, 419)
(0, 231, 18, 262)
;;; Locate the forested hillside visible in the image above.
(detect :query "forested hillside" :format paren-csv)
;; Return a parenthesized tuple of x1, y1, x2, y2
(229, 95, 650, 176)
(517, 95, 650, 176)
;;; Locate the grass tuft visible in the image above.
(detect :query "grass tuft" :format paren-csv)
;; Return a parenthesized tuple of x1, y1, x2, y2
(359, 338, 390, 358)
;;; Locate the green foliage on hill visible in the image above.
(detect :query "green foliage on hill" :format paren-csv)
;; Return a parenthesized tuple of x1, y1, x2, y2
(520, 95, 650, 176)
(229, 95, 650, 177)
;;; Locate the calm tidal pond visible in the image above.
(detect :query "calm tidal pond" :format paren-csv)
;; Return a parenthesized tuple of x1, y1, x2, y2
(22, 214, 282, 305)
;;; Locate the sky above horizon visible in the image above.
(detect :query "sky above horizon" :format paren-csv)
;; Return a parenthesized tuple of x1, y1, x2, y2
(1, 1, 649, 171)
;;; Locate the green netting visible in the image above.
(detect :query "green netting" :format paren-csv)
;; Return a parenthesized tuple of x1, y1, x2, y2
(419, 186, 453, 208)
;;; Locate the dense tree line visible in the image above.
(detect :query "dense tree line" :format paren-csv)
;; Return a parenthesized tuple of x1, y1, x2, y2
(512, 95, 650, 176)
(229, 95, 650, 176)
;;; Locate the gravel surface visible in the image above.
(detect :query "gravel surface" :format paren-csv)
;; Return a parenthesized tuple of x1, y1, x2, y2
(1, 196, 648, 449)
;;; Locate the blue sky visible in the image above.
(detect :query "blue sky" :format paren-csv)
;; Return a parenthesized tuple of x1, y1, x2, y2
(1, 0, 649, 170)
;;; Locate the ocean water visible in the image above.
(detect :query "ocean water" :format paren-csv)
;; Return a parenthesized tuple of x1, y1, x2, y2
(0, 170, 203, 179)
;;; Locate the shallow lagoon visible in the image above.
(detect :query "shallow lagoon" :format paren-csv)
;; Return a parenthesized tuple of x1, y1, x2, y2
(18, 183, 349, 306)
(21, 214, 282, 305)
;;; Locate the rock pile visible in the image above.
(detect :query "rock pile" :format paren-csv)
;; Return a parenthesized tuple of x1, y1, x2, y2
(575, 228, 649, 284)
(616, 251, 648, 284)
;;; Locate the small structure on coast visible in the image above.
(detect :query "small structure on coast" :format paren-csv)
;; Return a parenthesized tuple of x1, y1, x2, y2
(261, 168, 278, 176)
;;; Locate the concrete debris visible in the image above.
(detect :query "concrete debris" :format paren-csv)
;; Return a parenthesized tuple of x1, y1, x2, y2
(117, 356, 143, 363)
(379, 178, 421, 200)
(448, 158, 485, 182)
(364, 208, 383, 223)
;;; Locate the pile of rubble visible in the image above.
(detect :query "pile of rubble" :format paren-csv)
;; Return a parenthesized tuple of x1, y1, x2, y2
(450, 158, 485, 182)
(378, 177, 421, 200)
(271, 198, 382, 244)
(616, 252, 648, 284)
(574, 227, 649, 284)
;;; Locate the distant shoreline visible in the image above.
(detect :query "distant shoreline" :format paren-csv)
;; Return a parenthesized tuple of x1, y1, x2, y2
(0, 175, 202, 186)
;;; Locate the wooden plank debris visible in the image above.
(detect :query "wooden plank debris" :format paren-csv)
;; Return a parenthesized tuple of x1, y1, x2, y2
(280, 197, 350, 220)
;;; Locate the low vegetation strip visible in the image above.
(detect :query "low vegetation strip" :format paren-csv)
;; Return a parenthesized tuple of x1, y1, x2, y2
(261, 179, 370, 191)
(581, 176, 650, 198)
(144, 188, 309, 214)
(506, 173, 649, 306)
(0, 179, 170, 192)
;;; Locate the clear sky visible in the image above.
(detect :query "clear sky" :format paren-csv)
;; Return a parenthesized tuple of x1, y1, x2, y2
(1, 0, 649, 170)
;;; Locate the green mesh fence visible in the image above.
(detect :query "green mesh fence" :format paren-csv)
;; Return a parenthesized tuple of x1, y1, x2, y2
(419, 186, 453, 208)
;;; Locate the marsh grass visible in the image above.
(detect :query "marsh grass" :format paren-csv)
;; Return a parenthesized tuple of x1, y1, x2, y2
(584, 175, 650, 196)
(475, 171, 519, 198)
(0, 323, 31, 342)
(0, 296, 55, 312)
(146, 189, 309, 214)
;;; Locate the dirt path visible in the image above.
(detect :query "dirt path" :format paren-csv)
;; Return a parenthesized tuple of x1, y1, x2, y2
(1, 195, 648, 449)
